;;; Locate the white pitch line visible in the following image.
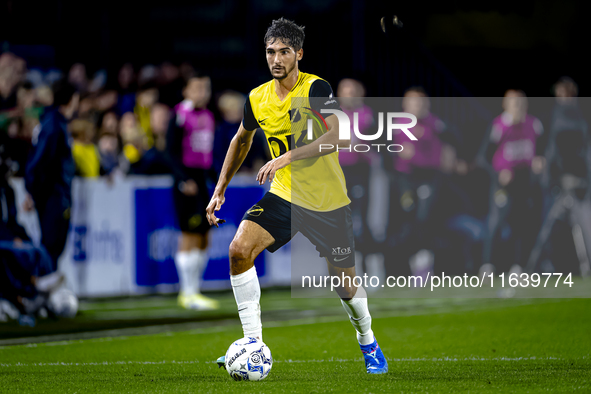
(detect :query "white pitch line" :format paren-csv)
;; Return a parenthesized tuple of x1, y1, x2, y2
(0, 356, 587, 368)
(0, 298, 562, 350)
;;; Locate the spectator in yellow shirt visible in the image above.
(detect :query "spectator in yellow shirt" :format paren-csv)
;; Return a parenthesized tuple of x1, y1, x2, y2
(69, 119, 100, 177)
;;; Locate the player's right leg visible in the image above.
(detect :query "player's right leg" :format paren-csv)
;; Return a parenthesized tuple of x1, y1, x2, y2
(217, 220, 274, 370)
(218, 192, 293, 369)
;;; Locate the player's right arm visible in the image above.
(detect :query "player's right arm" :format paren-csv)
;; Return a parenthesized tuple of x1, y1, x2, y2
(206, 122, 257, 226)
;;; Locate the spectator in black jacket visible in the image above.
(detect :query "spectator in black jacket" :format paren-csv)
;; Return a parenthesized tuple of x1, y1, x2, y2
(23, 80, 79, 272)
(0, 142, 55, 314)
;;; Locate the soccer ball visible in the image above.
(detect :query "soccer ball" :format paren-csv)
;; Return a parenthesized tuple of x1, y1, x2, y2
(47, 288, 78, 318)
(225, 337, 273, 381)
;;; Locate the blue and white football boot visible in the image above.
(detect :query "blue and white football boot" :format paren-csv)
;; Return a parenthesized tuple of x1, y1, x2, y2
(360, 338, 388, 374)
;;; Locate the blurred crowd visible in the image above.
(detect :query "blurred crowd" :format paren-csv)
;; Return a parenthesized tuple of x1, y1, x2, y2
(0, 53, 272, 322)
(340, 78, 591, 285)
(0, 54, 269, 180)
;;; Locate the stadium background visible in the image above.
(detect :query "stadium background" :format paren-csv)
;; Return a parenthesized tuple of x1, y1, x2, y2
(1, 0, 590, 312)
(2, 0, 588, 97)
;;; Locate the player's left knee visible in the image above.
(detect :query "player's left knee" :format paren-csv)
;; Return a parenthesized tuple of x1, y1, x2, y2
(229, 239, 251, 262)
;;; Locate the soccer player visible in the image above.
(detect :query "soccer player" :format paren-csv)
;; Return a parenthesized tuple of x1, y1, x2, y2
(167, 74, 219, 310)
(207, 18, 387, 374)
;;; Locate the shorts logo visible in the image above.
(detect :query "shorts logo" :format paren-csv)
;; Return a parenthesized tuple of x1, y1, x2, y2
(332, 247, 351, 256)
(247, 205, 264, 217)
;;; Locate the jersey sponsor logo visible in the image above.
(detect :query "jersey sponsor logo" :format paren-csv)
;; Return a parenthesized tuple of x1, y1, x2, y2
(258, 117, 269, 126)
(267, 132, 309, 158)
(246, 205, 264, 217)
(302, 107, 328, 137)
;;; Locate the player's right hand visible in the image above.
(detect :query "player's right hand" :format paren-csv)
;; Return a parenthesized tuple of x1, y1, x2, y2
(206, 193, 226, 227)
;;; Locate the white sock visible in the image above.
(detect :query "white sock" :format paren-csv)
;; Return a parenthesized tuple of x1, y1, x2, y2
(231, 266, 262, 341)
(175, 251, 198, 296)
(190, 249, 208, 294)
(340, 286, 374, 346)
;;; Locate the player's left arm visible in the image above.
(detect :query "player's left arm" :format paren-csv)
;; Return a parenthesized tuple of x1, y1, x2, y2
(256, 80, 348, 185)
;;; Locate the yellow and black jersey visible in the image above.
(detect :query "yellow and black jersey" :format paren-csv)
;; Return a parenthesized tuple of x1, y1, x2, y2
(243, 72, 350, 212)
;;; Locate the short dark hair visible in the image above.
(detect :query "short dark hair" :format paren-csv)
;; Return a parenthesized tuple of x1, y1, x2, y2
(184, 70, 210, 88)
(404, 86, 428, 97)
(264, 18, 305, 51)
(18, 81, 34, 91)
(52, 79, 78, 106)
(554, 76, 578, 97)
(138, 80, 158, 92)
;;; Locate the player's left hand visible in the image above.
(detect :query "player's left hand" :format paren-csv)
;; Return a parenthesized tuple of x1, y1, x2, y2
(206, 192, 226, 227)
(256, 152, 291, 185)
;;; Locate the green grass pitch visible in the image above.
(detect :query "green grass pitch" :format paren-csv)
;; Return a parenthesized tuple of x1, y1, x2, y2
(1, 295, 590, 393)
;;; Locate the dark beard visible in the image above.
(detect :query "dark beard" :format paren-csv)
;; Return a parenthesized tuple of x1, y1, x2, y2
(271, 65, 292, 80)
